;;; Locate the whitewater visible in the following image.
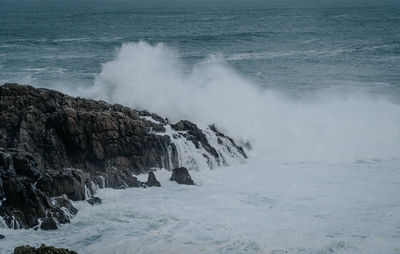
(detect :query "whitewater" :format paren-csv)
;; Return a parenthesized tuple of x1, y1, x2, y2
(1, 2, 400, 253)
(1, 41, 400, 254)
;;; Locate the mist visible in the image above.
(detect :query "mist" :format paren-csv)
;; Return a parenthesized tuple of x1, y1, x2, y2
(75, 41, 400, 163)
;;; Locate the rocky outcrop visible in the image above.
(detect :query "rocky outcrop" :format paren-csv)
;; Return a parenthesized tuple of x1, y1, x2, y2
(14, 244, 77, 254)
(170, 167, 195, 185)
(0, 83, 176, 174)
(0, 83, 247, 229)
(0, 149, 80, 229)
(146, 171, 161, 187)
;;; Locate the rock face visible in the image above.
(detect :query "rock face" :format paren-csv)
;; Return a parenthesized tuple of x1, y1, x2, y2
(0, 83, 176, 174)
(14, 244, 77, 254)
(0, 149, 80, 229)
(170, 167, 195, 185)
(0, 83, 247, 229)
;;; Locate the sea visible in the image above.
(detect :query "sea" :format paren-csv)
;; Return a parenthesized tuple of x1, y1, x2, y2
(1, 0, 400, 253)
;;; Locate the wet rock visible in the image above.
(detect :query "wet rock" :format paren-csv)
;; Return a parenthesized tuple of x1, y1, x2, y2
(13, 244, 77, 254)
(87, 196, 102, 206)
(0, 83, 176, 174)
(172, 120, 219, 159)
(36, 168, 91, 201)
(103, 168, 143, 189)
(0, 83, 246, 230)
(146, 171, 161, 187)
(170, 167, 195, 185)
(52, 195, 78, 216)
(40, 217, 58, 230)
(0, 150, 78, 229)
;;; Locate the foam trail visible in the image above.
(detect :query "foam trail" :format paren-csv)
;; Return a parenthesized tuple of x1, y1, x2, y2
(79, 41, 400, 163)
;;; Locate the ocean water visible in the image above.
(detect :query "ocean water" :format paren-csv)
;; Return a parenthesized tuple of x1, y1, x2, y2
(1, 0, 400, 253)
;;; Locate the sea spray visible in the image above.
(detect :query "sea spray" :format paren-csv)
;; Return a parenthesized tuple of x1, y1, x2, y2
(78, 41, 400, 163)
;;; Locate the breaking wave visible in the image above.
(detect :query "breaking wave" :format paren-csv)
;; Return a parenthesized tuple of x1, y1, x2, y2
(78, 41, 400, 163)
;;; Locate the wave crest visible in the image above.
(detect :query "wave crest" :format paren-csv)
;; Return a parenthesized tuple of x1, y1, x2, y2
(79, 41, 400, 162)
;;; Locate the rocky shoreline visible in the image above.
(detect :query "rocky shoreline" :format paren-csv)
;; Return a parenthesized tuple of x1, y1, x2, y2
(0, 83, 247, 231)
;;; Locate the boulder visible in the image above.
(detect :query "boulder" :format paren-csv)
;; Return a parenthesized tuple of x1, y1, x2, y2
(146, 171, 161, 187)
(0, 234, 4, 239)
(87, 197, 102, 206)
(40, 217, 58, 230)
(13, 244, 77, 254)
(170, 167, 195, 185)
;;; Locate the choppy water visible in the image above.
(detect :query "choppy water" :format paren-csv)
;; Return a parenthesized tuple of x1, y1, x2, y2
(1, 158, 400, 254)
(1, 1, 400, 253)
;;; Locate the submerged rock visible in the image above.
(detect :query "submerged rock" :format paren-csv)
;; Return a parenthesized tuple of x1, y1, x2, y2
(170, 167, 195, 185)
(146, 171, 161, 187)
(13, 244, 77, 254)
(0, 234, 4, 239)
(87, 196, 102, 206)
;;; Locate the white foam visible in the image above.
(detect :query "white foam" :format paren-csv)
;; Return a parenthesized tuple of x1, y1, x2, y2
(76, 41, 400, 163)
(0, 159, 399, 254)
(150, 122, 245, 170)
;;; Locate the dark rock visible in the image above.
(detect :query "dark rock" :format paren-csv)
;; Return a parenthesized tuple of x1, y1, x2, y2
(0, 234, 4, 239)
(0, 150, 78, 229)
(146, 171, 161, 187)
(14, 244, 77, 254)
(0, 83, 246, 230)
(172, 120, 219, 159)
(103, 168, 143, 189)
(170, 167, 195, 185)
(36, 168, 91, 201)
(40, 217, 58, 230)
(52, 194, 78, 216)
(87, 196, 102, 206)
(0, 178, 4, 201)
(0, 83, 176, 174)
(209, 124, 248, 159)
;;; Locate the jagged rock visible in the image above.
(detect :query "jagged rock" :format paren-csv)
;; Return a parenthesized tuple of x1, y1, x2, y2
(0, 150, 78, 229)
(0, 83, 176, 174)
(87, 196, 102, 206)
(0, 83, 246, 230)
(103, 168, 143, 189)
(146, 171, 161, 187)
(170, 167, 195, 185)
(50, 195, 78, 223)
(0, 178, 5, 203)
(13, 244, 77, 254)
(36, 168, 92, 201)
(209, 124, 247, 159)
(52, 195, 78, 216)
(40, 217, 58, 230)
(172, 120, 219, 159)
(0, 234, 4, 239)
